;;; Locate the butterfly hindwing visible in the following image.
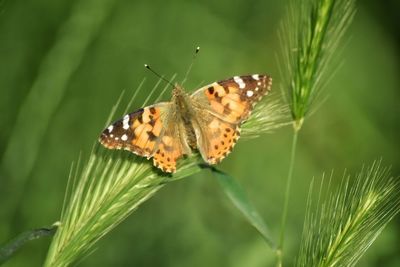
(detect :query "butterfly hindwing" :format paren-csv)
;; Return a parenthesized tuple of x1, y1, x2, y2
(152, 122, 187, 173)
(194, 116, 240, 164)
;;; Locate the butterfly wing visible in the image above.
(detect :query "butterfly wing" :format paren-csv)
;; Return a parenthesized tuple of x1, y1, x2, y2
(99, 103, 187, 173)
(191, 74, 272, 124)
(152, 119, 190, 173)
(193, 115, 241, 164)
(190, 74, 272, 164)
(100, 74, 272, 170)
(99, 103, 169, 157)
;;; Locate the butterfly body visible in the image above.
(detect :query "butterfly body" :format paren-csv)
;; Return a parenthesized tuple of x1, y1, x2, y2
(171, 85, 199, 149)
(100, 74, 272, 173)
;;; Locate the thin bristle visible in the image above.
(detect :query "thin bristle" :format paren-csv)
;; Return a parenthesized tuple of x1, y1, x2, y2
(296, 161, 400, 267)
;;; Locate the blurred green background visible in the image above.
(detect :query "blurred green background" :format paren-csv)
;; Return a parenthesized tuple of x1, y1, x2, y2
(0, 0, 399, 266)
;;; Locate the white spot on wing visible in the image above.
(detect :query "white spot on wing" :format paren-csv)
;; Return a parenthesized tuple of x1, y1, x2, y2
(247, 90, 254, 97)
(234, 76, 246, 89)
(252, 74, 259, 80)
(123, 114, 130, 130)
(255, 87, 259, 91)
(107, 125, 114, 132)
(121, 134, 128, 141)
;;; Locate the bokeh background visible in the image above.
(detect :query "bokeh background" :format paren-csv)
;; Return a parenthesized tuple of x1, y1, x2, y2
(0, 0, 399, 266)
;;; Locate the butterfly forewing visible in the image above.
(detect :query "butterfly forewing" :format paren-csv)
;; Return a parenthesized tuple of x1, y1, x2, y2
(99, 103, 169, 158)
(191, 74, 272, 124)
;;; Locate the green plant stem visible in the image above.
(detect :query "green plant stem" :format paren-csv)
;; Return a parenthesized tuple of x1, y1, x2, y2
(277, 127, 299, 266)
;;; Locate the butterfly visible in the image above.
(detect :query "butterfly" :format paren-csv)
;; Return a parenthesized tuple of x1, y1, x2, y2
(99, 74, 272, 173)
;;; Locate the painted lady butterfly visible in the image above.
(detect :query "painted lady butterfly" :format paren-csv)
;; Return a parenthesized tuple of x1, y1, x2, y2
(99, 74, 272, 173)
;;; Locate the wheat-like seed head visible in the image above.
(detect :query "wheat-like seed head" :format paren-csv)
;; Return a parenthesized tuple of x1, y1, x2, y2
(296, 160, 400, 267)
(278, 0, 356, 130)
(44, 75, 289, 266)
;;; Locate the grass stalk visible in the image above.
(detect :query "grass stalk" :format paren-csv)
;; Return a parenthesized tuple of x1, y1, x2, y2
(277, 0, 355, 264)
(277, 129, 299, 266)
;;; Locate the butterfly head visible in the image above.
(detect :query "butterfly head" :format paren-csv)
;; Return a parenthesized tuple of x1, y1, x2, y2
(172, 84, 185, 96)
(172, 84, 192, 109)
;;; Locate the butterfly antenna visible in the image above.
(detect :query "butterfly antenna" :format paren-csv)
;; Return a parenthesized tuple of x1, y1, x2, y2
(181, 46, 200, 86)
(144, 64, 177, 89)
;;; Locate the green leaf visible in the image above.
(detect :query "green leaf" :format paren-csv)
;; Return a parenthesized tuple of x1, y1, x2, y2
(205, 165, 276, 250)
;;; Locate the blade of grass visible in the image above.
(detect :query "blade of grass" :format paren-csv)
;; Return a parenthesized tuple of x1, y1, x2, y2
(204, 165, 276, 250)
(0, 224, 58, 265)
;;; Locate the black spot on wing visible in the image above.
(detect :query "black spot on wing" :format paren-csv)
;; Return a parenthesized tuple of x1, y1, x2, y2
(147, 131, 158, 141)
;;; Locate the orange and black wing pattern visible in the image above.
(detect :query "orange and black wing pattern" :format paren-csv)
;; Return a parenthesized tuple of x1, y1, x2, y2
(99, 103, 186, 173)
(191, 74, 272, 124)
(100, 104, 167, 158)
(191, 74, 272, 164)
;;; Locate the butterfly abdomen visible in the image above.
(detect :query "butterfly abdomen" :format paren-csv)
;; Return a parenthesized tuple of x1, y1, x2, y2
(183, 120, 197, 149)
(171, 88, 198, 149)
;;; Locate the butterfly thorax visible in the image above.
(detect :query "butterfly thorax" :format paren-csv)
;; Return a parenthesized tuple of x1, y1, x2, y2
(172, 85, 198, 149)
